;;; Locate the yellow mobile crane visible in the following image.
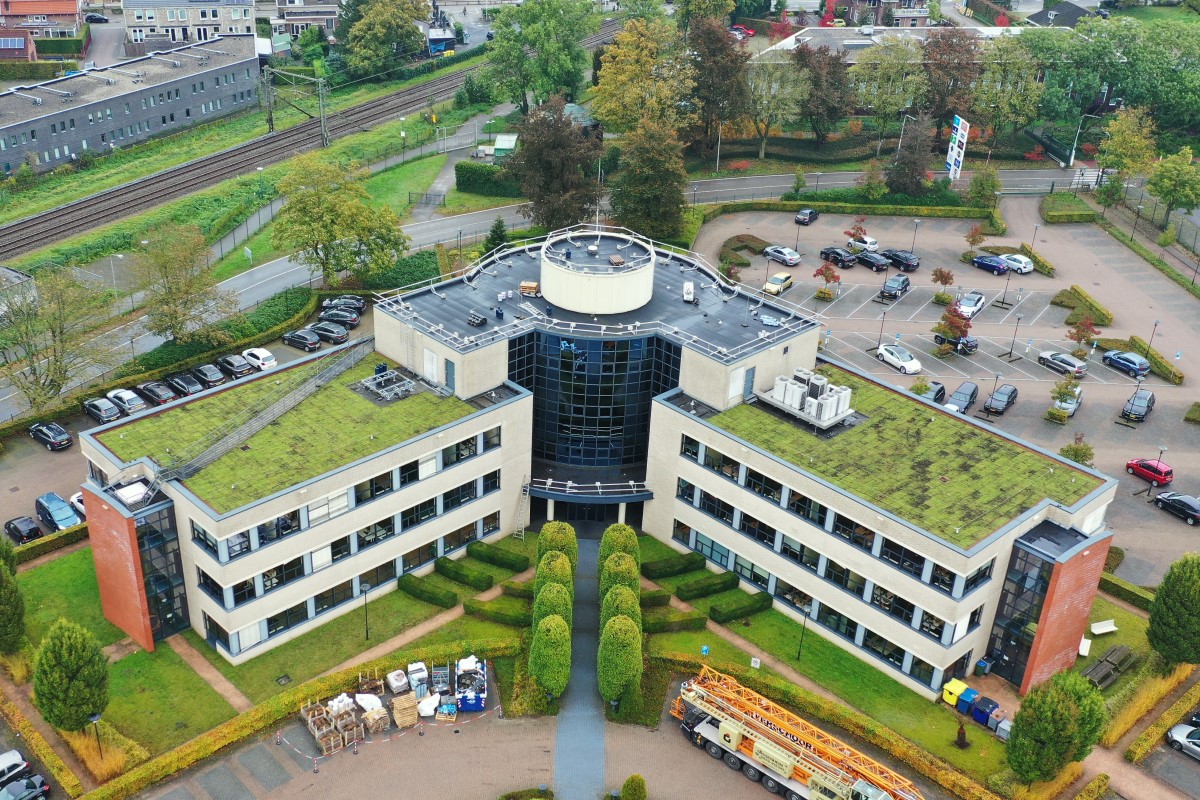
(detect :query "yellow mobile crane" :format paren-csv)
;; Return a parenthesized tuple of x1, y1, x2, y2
(671, 666, 925, 800)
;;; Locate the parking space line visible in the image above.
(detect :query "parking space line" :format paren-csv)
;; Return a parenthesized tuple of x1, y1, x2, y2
(902, 294, 936, 322)
(847, 292, 887, 319)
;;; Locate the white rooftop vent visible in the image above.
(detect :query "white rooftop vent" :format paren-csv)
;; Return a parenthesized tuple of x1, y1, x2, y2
(859, 24, 874, 34)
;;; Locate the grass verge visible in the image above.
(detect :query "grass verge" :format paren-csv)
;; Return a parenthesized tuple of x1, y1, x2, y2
(441, 189, 523, 215)
(210, 224, 285, 282)
(364, 153, 449, 217)
(17, 547, 125, 647)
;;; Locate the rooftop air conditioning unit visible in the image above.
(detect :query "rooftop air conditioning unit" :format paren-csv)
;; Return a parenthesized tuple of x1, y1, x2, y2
(808, 374, 829, 399)
(793, 367, 813, 389)
(804, 397, 818, 416)
(772, 375, 788, 402)
(784, 380, 802, 409)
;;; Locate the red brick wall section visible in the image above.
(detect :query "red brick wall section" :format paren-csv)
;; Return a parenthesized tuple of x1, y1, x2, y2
(1020, 538, 1111, 695)
(83, 488, 155, 652)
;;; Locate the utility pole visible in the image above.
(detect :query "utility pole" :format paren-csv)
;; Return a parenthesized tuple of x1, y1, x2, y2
(262, 67, 328, 146)
(259, 73, 275, 133)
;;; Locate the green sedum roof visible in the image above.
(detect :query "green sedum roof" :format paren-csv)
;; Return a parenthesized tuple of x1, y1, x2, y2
(98, 360, 474, 514)
(708, 367, 1103, 549)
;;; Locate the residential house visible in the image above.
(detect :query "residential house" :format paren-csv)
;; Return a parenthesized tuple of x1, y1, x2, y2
(1025, 1, 1095, 28)
(0, 0, 82, 40)
(122, 0, 254, 49)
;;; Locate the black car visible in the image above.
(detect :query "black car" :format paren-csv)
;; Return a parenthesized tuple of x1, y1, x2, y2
(166, 372, 205, 397)
(0, 775, 49, 800)
(82, 397, 121, 424)
(84, 12, 109, 22)
(917, 380, 946, 405)
(819, 247, 856, 268)
(216, 354, 254, 379)
(1121, 389, 1155, 421)
(881, 249, 920, 271)
(304, 321, 349, 344)
(932, 333, 979, 354)
(944, 381, 979, 413)
(1155, 491, 1200, 525)
(282, 329, 322, 351)
(794, 209, 820, 225)
(856, 252, 891, 272)
(190, 364, 228, 388)
(984, 384, 1019, 414)
(4, 517, 41, 545)
(879, 274, 910, 299)
(318, 308, 361, 328)
(135, 381, 178, 406)
(321, 295, 366, 312)
(28, 421, 72, 451)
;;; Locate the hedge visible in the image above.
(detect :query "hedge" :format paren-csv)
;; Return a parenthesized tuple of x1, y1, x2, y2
(86, 637, 520, 800)
(467, 540, 530, 572)
(0, 685, 84, 798)
(1049, 285, 1114, 327)
(14, 523, 89, 565)
(1127, 676, 1200, 763)
(1039, 192, 1100, 224)
(35, 33, 86, 56)
(395, 573, 457, 608)
(641, 551, 705, 579)
(0, 61, 76, 80)
(708, 591, 773, 623)
(1098, 572, 1155, 612)
(698, 199, 992, 222)
(781, 186, 965, 207)
(435, 556, 494, 591)
(642, 607, 707, 633)
(464, 597, 532, 626)
(979, 244, 1055, 277)
(498, 789, 554, 800)
(675, 571, 739, 601)
(361, 251, 441, 291)
(1187, 402, 1200, 425)
(454, 161, 522, 197)
(639, 588, 672, 608)
(1070, 774, 1109, 800)
(501, 579, 535, 599)
(1095, 336, 1185, 386)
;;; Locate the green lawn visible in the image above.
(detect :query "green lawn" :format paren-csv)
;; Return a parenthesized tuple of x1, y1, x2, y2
(99, 359, 474, 513)
(709, 365, 1103, 547)
(402, 614, 524, 649)
(105, 646, 238, 754)
(211, 224, 286, 282)
(364, 154, 448, 217)
(1113, 4, 1200, 24)
(1075, 596, 1151, 695)
(441, 189, 523, 216)
(18, 548, 126, 647)
(1042, 192, 1096, 216)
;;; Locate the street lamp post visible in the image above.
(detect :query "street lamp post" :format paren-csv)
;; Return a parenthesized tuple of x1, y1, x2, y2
(714, 125, 722, 175)
(910, 219, 921, 255)
(999, 269, 1013, 307)
(108, 253, 123, 294)
(1158, 445, 1168, 464)
(361, 582, 371, 640)
(795, 606, 810, 662)
(1145, 319, 1161, 358)
(1028, 224, 1040, 252)
(1007, 313, 1024, 359)
(88, 713, 103, 759)
(876, 308, 888, 350)
(994, 191, 1002, 209)
(896, 114, 918, 155)
(1068, 113, 1100, 168)
(814, 172, 822, 192)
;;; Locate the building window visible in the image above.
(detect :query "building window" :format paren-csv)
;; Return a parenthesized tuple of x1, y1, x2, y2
(191, 521, 218, 557)
(482, 511, 500, 534)
(773, 578, 812, 612)
(880, 538, 926, 579)
(680, 434, 700, 461)
(266, 601, 308, 636)
(694, 533, 729, 567)
(442, 436, 477, 467)
(360, 559, 397, 588)
(196, 568, 222, 602)
(399, 459, 420, 487)
(788, 489, 828, 527)
(968, 605, 984, 631)
(261, 510, 300, 543)
(672, 519, 690, 545)
(483, 426, 501, 451)
(483, 469, 500, 494)
(909, 657, 936, 688)
(442, 522, 477, 554)
(698, 491, 734, 524)
(204, 613, 230, 650)
(443, 479, 478, 512)
(780, 535, 821, 572)
(315, 580, 353, 614)
(863, 629, 905, 668)
(676, 478, 695, 502)
(831, 516, 877, 552)
(744, 468, 782, 503)
(929, 563, 955, 595)
(401, 498, 437, 528)
(871, 585, 915, 624)
(231, 578, 256, 607)
(262, 555, 304, 593)
(330, 535, 352, 563)
(733, 555, 770, 589)
(702, 447, 740, 481)
(920, 610, 947, 640)
(356, 518, 396, 550)
(738, 513, 775, 548)
(824, 558, 866, 597)
(354, 470, 395, 504)
(403, 541, 438, 572)
(964, 560, 995, 594)
(816, 604, 858, 641)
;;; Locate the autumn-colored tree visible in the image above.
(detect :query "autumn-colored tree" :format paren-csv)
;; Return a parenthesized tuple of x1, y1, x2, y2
(593, 18, 696, 134)
(921, 30, 980, 146)
(930, 267, 954, 289)
(859, 159, 888, 201)
(1066, 315, 1101, 354)
(1147, 147, 1200, 218)
(933, 301, 971, 343)
(687, 19, 751, 153)
(792, 44, 853, 146)
(813, 263, 841, 289)
(1098, 107, 1157, 178)
(964, 224, 985, 251)
(843, 216, 869, 243)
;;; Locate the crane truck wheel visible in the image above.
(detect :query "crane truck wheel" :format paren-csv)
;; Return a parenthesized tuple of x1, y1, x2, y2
(705, 742, 724, 759)
(742, 764, 763, 782)
(785, 791, 804, 800)
(761, 776, 782, 794)
(723, 752, 743, 770)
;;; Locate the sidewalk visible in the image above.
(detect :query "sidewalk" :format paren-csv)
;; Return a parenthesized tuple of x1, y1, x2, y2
(167, 635, 254, 713)
(408, 103, 516, 225)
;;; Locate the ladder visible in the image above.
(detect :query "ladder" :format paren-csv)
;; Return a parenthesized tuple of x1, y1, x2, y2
(514, 475, 531, 540)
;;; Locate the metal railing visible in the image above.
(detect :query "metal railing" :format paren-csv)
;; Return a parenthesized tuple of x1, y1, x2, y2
(531, 477, 651, 497)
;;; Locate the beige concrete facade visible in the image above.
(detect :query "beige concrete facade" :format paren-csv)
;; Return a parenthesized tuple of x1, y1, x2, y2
(373, 310, 509, 401)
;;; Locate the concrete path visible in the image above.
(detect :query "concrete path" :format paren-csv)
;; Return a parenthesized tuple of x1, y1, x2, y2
(0, 672, 97, 793)
(14, 540, 90, 573)
(554, 537, 605, 800)
(408, 103, 516, 225)
(167, 634, 254, 714)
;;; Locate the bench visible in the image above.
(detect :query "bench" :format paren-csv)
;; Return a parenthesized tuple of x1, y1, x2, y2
(1081, 659, 1119, 690)
(1090, 619, 1118, 636)
(1079, 637, 1092, 657)
(1101, 644, 1137, 673)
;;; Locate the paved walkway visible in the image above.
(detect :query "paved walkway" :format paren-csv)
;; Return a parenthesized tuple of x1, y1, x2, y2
(167, 635, 253, 714)
(0, 672, 97, 793)
(407, 103, 515, 225)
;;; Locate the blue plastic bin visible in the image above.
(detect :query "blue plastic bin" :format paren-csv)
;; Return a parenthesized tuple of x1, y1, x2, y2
(956, 688, 979, 715)
(972, 697, 999, 726)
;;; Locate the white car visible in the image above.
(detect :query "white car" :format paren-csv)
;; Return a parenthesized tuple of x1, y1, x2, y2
(69, 492, 86, 519)
(105, 388, 148, 416)
(877, 344, 922, 375)
(1053, 384, 1083, 417)
(242, 347, 277, 371)
(1000, 254, 1035, 274)
(958, 291, 987, 320)
(847, 235, 879, 253)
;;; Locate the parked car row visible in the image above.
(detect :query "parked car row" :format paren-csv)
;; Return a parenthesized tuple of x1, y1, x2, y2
(0, 750, 49, 800)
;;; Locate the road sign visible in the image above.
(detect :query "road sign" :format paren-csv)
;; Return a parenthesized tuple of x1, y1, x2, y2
(946, 115, 970, 181)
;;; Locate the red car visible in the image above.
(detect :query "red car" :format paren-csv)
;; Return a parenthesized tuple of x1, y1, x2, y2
(1126, 458, 1173, 487)
(731, 24, 756, 36)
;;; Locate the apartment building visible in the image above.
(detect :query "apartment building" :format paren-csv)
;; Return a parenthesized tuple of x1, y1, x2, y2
(270, 0, 337, 39)
(0, 0, 82, 40)
(122, 0, 254, 46)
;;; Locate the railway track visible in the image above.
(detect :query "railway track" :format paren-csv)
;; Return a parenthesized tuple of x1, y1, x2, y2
(0, 21, 619, 262)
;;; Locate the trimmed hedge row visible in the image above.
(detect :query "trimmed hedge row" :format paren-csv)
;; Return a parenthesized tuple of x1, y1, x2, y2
(35, 33, 86, 56)
(1095, 336, 1185, 385)
(1127, 676, 1200, 763)
(88, 638, 521, 800)
(708, 591, 773, 623)
(641, 551, 705, 579)
(1099, 220, 1200, 307)
(639, 588, 672, 608)
(435, 556, 494, 591)
(0, 61, 76, 80)
(675, 571, 738, 601)
(1049, 285, 1114, 327)
(454, 161, 522, 197)
(1098, 572, 1155, 611)
(1070, 774, 1109, 800)
(467, 540, 530, 572)
(1020, 244, 1055, 277)
(698, 199, 992, 222)
(0, 686, 84, 798)
(14, 523, 89, 565)
(643, 608, 707, 633)
(464, 597, 532, 627)
(395, 573, 457, 608)
(498, 789, 554, 800)
(501, 579, 535, 599)
(1039, 193, 1100, 224)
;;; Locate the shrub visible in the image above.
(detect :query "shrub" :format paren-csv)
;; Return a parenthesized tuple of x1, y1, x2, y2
(621, 774, 647, 800)
(434, 556, 494, 591)
(1044, 408, 1069, 424)
(532, 582, 572, 631)
(467, 540, 530, 572)
(676, 571, 739, 601)
(498, 790, 554, 800)
(641, 551, 705, 579)
(528, 615, 571, 698)
(61, 721, 148, 782)
(1126, 669, 1200, 763)
(14, 523, 88, 565)
(534, 551, 573, 599)
(642, 607, 707, 633)
(1128, 335, 1185, 385)
(538, 521, 578, 572)
(35, 35, 86, 56)
(1104, 546, 1125, 573)
(454, 161, 521, 197)
(1103, 657, 1190, 746)
(599, 553, 640, 603)
(1098, 573, 1154, 611)
(1187, 402, 1200, 425)
(1039, 192, 1099, 224)
(705, 199, 990, 222)
(1019, 244, 1056, 277)
(361, 251, 440, 291)
(600, 585, 642, 633)
(640, 588, 671, 608)
(0, 61, 76, 80)
(1070, 774, 1109, 800)
(598, 524, 640, 571)
(1049, 286, 1114, 327)
(395, 573, 457, 608)
(708, 591, 773, 623)
(463, 597, 532, 626)
(597, 615, 642, 702)
(501, 579, 535, 599)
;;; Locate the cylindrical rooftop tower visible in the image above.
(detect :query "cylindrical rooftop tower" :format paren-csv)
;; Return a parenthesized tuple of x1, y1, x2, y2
(538, 228, 655, 315)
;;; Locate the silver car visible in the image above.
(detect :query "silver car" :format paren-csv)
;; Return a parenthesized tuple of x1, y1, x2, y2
(105, 388, 148, 416)
(1167, 724, 1200, 761)
(1053, 384, 1083, 417)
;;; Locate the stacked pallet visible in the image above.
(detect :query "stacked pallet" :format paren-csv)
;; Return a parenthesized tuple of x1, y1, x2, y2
(358, 670, 385, 697)
(364, 707, 390, 733)
(335, 710, 366, 745)
(391, 694, 418, 729)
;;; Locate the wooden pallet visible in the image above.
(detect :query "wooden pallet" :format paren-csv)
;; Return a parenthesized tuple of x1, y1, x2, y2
(390, 694, 418, 730)
(364, 707, 390, 733)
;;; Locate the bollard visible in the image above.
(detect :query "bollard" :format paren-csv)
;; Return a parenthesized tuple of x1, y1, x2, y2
(353, 740, 359, 755)
(312, 757, 319, 774)
(275, 730, 281, 746)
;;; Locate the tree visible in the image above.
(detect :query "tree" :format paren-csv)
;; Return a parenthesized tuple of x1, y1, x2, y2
(599, 553, 640, 603)
(621, 0, 665, 19)
(534, 550, 574, 599)
(1007, 671, 1105, 783)
(812, 263, 841, 300)
(272, 153, 409, 288)
(135, 224, 239, 345)
(746, 60, 809, 160)
(342, 0, 427, 77)
(0, 565, 24, 655)
(538, 521, 578, 572)
(974, 37, 1043, 162)
(593, 18, 696, 134)
(532, 581, 573, 631)
(1054, 672, 1107, 763)
(792, 45, 853, 147)
(887, 112, 932, 196)
(598, 523, 640, 571)
(600, 584, 642, 633)
(1146, 147, 1200, 219)
(688, 18, 751, 153)
(1050, 376, 1080, 406)
(859, 159, 888, 201)
(909, 376, 931, 397)
(930, 267, 954, 304)
(1118, 20, 1200, 136)
(676, 0, 734, 32)
(528, 614, 571, 697)
(965, 166, 1001, 208)
(621, 774, 648, 800)
(933, 301, 971, 343)
(0, 270, 117, 414)
(921, 30, 980, 145)
(487, 7, 537, 115)
(964, 224, 985, 253)
(597, 614, 642, 701)
(487, 0, 598, 112)
(609, 118, 690, 240)
(1148, 554, 1200, 667)
(849, 36, 928, 156)
(0, 536, 15, 578)
(1058, 433, 1095, 468)
(1066, 315, 1101, 354)
(1098, 108, 1157, 179)
(1095, 175, 1125, 217)
(482, 217, 509, 255)
(843, 216, 869, 245)
(1021, 19, 1125, 130)
(505, 97, 604, 230)
(32, 619, 108, 731)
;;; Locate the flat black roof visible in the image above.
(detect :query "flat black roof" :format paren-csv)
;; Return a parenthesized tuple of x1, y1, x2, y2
(377, 227, 819, 364)
(1016, 520, 1089, 561)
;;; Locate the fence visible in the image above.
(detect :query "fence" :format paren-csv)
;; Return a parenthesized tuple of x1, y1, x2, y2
(1120, 183, 1200, 262)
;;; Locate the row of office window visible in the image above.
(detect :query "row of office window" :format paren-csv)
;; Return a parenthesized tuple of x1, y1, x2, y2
(680, 435, 995, 598)
(191, 427, 501, 563)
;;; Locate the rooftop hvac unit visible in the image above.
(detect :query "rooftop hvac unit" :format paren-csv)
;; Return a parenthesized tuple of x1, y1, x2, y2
(808, 374, 829, 399)
(835, 386, 852, 415)
(682, 281, 696, 304)
(816, 394, 838, 421)
(784, 380, 802, 410)
(793, 368, 813, 390)
(804, 396, 819, 416)
(772, 376, 788, 403)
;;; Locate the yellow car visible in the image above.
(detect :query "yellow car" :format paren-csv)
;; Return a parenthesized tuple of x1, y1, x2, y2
(763, 272, 793, 296)
(830, 18, 846, 26)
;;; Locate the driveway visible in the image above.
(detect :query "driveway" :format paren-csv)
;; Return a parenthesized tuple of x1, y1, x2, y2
(1146, 745, 1200, 800)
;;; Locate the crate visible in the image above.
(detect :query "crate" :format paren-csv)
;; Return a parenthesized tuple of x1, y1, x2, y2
(341, 722, 366, 745)
(317, 730, 343, 755)
(358, 670, 385, 697)
(391, 694, 419, 730)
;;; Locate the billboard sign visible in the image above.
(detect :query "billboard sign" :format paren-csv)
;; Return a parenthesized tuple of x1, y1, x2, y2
(946, 115, 970, 181)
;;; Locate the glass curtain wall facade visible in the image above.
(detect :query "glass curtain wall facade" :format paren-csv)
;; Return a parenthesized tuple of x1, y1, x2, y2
(137, 506, 190, 640)
(985, 544, 1053, 686)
